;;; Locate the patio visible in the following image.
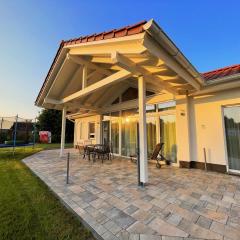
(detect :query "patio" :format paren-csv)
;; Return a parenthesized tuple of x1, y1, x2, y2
(23, 149, 240, 240)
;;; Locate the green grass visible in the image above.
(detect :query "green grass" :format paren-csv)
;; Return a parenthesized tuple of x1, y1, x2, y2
(0, 144, 95, 240)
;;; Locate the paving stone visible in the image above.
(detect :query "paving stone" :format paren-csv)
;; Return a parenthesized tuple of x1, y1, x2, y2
(103, 219, 122, 235)
(78, 190, 98, 202)
(112, 210, 136, 229)
(129, 234, 140, 240)
(117, 229, 131, 240)
(124, 205, 139, 215)
(101, 230, 118, 240)
(206, 202, 218, 211)
(107, 196, 130, 210)
(190, 192, 201, 200)
(127, 221, 156, 235)
(150, 198, 169, 209)
(196, 215, 212, 229)
(167, 213, 182, 226)
(133, 199, 153, 211)
(148, 217, 188, 237)
(211, 193, 223, 200)
(140, 234, 161, 239)
(142, 194, 154, 202)
(166, 204, 199, 223)
(179, 201, 194, 211)
(161, 237, 184, 240)
(105, 207, 122, 219)
(194, 206, 228, 224)
(132, 209, 155, 223)
(210, 221, 240, 240)
(178, 218, 222, 240)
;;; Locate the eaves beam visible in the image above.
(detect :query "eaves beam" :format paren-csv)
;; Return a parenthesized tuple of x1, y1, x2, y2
(44, 98, 102, 112)
(143, 36, 201, 90)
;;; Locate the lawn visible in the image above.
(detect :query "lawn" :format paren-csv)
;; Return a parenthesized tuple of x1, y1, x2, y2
(0, 144, 95, 240)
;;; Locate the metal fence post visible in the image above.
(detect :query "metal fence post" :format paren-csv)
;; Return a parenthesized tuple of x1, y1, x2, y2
(33, 118, 36, 148)
(66, 152, 70, 184)
(203, 147, 207, 171)
(0, 117, 3, 143)
(13, 115, 18, 156)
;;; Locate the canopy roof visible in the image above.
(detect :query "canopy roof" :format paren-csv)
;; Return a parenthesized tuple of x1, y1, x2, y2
(36, 19, 240, 115)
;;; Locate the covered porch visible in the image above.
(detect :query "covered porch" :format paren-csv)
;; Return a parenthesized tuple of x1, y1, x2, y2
(23, 149, 240, 240)
(36, 20, 204, 185)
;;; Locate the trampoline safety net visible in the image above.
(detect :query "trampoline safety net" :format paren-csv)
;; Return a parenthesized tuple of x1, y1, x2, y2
(0, 116, 36, 148)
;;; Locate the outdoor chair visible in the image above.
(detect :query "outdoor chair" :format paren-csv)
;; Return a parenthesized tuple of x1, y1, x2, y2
(77, 139, 92, 159)
(150, 143, 168, 168)
(130, 143, 169, 168)
(94, 144, 111, 163)
(85, 144, 95, 161)
(76, 139, 85, 156)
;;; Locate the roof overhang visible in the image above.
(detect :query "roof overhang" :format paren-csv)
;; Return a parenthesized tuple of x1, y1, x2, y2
(36, 19, 207, 115)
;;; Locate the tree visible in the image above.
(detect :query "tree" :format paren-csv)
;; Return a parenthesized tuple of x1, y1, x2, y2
(37, 109, 74, 143)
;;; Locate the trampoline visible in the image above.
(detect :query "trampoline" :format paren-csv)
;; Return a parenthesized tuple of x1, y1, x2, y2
(0, 115, 36, 153)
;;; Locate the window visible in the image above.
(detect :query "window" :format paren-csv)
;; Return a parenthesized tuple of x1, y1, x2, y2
(88, 122, 95, 139)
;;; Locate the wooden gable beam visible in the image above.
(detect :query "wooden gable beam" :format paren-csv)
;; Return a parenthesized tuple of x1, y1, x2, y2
(69, 55, 112, 76)
(61, 69, 132, 104)
(111, 52, 177, 95)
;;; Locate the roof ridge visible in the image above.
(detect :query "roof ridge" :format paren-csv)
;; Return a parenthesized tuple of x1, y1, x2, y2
(62, 20, 147, 45)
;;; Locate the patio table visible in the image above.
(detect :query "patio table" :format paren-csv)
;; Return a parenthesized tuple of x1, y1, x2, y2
(85, 144, 111, 162)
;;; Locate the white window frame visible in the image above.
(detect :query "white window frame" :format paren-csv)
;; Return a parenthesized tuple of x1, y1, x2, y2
(88, 122, 96, 140)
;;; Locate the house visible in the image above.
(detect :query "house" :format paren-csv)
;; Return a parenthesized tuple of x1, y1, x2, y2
(35, 19, 240, 184)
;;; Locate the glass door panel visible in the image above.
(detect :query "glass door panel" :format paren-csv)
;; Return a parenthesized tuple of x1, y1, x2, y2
(147, 118, 156, 157)
(102, 121, 110, 145)
(224, 106, 240, 171)
(160, 115, 177, 163)
(111, 121, 119, 154)
(121, 119, 137, 156)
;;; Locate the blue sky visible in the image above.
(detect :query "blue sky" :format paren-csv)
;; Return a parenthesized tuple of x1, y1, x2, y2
(0, 0, 239, 119)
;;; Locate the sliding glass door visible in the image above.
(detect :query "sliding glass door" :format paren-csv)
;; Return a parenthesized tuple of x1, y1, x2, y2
(111, 112, 120, 154)
(224, 106, 240, 172)
(160, 115, 177, 163)
(121, 119, 137, 156)
(102, 121, 110, 145)
(147, 117, 156, 157)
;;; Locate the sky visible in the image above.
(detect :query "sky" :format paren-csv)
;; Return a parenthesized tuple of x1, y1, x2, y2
(0, 0, 239, 119)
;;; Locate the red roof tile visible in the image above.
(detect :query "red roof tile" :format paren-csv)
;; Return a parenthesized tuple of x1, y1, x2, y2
(62, 20, 147, 47)
(202, 64, 240, 81)
(35, 20, 147, 104)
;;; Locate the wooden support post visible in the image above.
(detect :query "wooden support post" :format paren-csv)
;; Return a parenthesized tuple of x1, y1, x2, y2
(138, 76, 148, 185)
(82, 65, 87, 89)
(60, 107, 66, 157)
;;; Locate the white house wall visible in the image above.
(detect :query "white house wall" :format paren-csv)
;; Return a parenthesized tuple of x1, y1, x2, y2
(190, 88, 240, 166)
(74, 115, 101, 145)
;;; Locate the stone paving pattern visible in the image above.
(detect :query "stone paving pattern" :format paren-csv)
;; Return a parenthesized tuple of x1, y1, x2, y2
(23, 149, 240, 240)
